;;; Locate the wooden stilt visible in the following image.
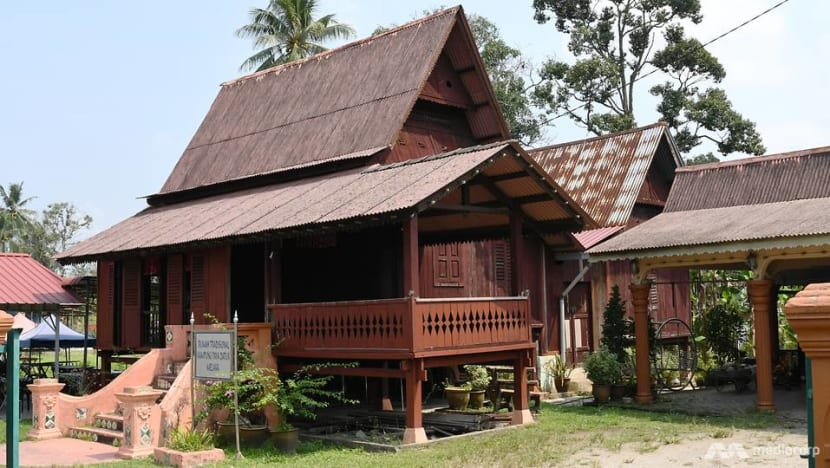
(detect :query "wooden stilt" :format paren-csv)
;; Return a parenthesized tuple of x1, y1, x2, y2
(403, 359, 427, 444)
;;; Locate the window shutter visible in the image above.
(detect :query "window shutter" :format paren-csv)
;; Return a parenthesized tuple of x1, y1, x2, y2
(96, 261, 115, 349)
(121, 259, 142, 348)
(190, 254, 206, 322)
(166, 254, 183, 325)
(433, 242, 464, 287)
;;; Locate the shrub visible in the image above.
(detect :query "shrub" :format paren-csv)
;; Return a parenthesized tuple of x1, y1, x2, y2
(166, 427, 215, 452)
(584, 347, 622, 385)
(463, 365, 491, 391)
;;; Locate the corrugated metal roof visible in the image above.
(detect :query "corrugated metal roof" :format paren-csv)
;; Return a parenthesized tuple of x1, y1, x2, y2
(528, 122, 679, 226)
(0, 254, 82, 307)
(59, 142, 588, 263)
(159, 8, 460, 195)
(589, 197, 830, 256)
(666, 146, 830, 212)
(573, 226, 625, 250)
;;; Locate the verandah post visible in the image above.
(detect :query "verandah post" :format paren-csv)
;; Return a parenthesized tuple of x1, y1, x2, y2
(748, 279, 776, 411)
(630, 282, 653, 404)
(402, 358, 427, 444)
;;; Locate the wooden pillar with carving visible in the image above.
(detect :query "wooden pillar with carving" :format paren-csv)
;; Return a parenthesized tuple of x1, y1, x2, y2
(630, 282, 653, 404)
(785, 283, 830, 466)
(748, 279, 775, 411)
(402, 358, 427, 444)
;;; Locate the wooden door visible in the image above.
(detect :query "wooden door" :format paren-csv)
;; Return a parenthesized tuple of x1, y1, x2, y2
(566, 282, 593, 363)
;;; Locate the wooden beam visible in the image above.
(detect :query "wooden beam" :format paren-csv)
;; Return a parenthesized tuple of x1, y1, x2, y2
(474, 175, 549, 238)
(477, 172, 526, 183)
(424, 204, 509, 215)
(403, 216, 419, 296)
(278, 364, 407, 379)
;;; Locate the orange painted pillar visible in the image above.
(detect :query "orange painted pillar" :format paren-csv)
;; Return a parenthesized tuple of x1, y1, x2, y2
(402, 359, 427, 444)
(785, 283, 830, 466)
(512, 351, 533, 425)
(630, 283, 653, 404)
(27, 378, 65, 440)
(748, 279, 775, 411)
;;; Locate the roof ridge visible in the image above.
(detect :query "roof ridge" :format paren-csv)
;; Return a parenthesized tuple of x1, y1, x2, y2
(528, 122, 668, 153)
(0, 253, 31, 257)
(364, 140, 513, 173)
(222, 6, 461, 88)
(677, 145, 830, 172)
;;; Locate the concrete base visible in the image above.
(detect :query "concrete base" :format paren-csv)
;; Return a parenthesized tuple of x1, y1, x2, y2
(511, 409, 534, 425)
(118, 445, 155, 460)
(380, 398, 393, 411)
(154, 447, 225, 467)
(26, 429, 63, 441)
(756, 402, 776, 412)
(402, 427, 428, 444)
(635, 392, 653, 404)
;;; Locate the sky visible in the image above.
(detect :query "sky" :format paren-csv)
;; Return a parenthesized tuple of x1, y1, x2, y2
(1, 0, 826, 243)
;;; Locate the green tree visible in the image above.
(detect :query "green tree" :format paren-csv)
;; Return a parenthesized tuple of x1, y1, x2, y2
(236, 0, 355, 72)
(532, 0, 765, 161)
(601, 285, 630, 363)
(0, 181, 36, 251)
(468, 15, 541, 144)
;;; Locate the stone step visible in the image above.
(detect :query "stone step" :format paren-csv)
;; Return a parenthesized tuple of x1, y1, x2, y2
(155, 375, 177, 390)
(70, 426, 123, 447)
(94, 413, 123, 431)
(173, 361, 188, 374)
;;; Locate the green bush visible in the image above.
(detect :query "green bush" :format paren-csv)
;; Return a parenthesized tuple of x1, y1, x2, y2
(601, 286, 630, 363)
(166, 427, 215, 452)
(463, 365, 491, 391)
(584, 347, 622, 385)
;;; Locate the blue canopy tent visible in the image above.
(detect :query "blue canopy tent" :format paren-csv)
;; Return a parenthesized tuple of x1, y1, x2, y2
(19, 314, 95, 381)
(19, 314, 95, 349)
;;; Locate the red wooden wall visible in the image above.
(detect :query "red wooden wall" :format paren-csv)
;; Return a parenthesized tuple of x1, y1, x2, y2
(121, 259, 142, 349)
(96, 260, 114, 350)
(166, 254, 184, 325)
(190, 247, 230, 323)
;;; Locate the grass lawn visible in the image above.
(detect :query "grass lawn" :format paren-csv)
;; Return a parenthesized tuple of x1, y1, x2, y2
(79, 403, 783, 468)
(0, 419, 31, 443)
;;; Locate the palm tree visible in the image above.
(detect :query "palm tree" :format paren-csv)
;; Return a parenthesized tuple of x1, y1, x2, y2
(236, 0, 355, 72)
(0, 182, 36, 251)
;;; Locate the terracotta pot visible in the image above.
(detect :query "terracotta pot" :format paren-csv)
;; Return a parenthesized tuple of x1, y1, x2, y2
(554, 377, 571, 393)
(592, 384, 611, 403)
(215, 421, 268, 446)
(445, 387, 470, 410)
(610, 384, 626, 401)
(215, 420, 236, 445)
(468, 390, 486, 409)
(270, 427, 300, 454)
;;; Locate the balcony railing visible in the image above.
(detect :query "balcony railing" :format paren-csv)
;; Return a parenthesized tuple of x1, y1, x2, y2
(269, 296, 531, 358)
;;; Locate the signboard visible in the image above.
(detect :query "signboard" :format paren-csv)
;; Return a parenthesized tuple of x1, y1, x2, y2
(193, 331, 234, 380)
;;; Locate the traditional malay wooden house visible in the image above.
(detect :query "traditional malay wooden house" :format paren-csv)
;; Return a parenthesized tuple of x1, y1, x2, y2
(528, 123, 689, 363)
(57, 7, 593, 442)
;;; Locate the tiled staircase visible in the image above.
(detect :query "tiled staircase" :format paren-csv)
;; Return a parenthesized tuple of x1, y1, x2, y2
(69, 360, 188, 446)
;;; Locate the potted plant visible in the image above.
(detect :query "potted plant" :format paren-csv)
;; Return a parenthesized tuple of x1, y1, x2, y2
(251, 363, 358, 454)
(463, 365, 491, 409)
(546, 355, 573, 393)
(154, 426, 224, 467)
(583, 347, 622, 403)
(443, 379, 471, 410)
(201, 368, 269, 446)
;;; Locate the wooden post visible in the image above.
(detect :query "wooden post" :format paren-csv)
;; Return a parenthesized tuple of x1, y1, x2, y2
(403, 216, 419, 296)
(785, 283, 830, 466)
(630, 282, 653, 404)
(511, 351, 533, 425)
(402, 359, 427, 444)
(748, 279, 775, 411)
(510, 210, 524, 295)
(380, 361, 393, 411)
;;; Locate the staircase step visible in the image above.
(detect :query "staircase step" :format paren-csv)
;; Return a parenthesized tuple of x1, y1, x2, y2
(156, 375, 177, 390)
(70, 426, 123, 447)
(94, 413, 123, 431)
(173, 361, 188, 374)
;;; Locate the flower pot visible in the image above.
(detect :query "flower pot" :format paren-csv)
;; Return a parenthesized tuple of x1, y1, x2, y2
(592, 384, 611, 403)
(554, 377, 571, 393)
(610, 384, 626, 401)
(270, 427, 300, 454)
(239, 424, 268, 446)
(468, 390, 486, 409)
(445, 387, 470, 410)
(215, 420, 236, 445)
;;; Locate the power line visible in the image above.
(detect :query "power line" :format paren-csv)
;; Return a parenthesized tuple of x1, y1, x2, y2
(545, 0, 792, 123)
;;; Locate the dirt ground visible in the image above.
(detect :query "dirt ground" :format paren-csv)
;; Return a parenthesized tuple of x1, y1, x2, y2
(565, 387, 810, 467)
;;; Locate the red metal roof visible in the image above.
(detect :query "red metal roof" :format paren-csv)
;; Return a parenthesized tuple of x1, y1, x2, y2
(528, 123, 681, 227)
(0, 253, 82, 307)
(573, 226, 625, 250)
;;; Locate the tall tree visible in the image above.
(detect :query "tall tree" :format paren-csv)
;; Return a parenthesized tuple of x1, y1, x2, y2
(25, 202, 93, 273)
(236, 0, 355, 72)
(532, 0, 765, 161)
(0, 181, 36, 251)
(468, 15, 541, 145)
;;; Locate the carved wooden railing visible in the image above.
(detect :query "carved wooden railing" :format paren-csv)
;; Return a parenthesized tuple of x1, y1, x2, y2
(412, 297, 530, 353)
(270, 298, 411, 354)
(270, 296, 531, 357)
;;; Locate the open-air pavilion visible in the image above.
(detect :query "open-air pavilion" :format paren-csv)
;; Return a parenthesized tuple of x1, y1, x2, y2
(589, 145, 830, 411)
